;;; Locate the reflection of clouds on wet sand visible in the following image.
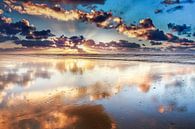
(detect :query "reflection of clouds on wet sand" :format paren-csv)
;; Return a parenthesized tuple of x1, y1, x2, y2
(0, 104, 116, 129)
(0, 55, 195, 105)
(158, 101, 187, 113)
(0, 69, 51, 89)
(0, 55, 195, 129)
(55, 59, 95, 74)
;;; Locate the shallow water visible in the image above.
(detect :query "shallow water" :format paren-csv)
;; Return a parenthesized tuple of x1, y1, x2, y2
(0, 55, 195, 129)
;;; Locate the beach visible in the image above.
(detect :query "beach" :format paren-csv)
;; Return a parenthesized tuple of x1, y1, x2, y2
(0, 55, 195, 129)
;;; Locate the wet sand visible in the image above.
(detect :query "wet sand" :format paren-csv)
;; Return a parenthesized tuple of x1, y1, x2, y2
(0, 55, 195, 129)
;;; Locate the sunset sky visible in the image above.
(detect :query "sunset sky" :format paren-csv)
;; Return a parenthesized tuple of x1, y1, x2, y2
(0, 0, 194, 53)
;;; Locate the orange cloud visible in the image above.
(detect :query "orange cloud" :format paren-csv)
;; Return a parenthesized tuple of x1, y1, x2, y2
(4, 1, 155, 40)
(5, 0, 194, 44)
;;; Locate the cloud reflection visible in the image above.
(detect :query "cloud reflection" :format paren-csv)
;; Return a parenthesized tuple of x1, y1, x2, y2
(0, 55, 195, 129)
(0, 104, 116, 129)
(0, 55, 195, 105)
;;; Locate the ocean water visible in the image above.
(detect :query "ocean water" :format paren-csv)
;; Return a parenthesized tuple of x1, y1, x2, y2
(0, 55, 195, 129)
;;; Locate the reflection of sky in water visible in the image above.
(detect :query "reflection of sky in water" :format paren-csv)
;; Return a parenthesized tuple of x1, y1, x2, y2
(0, 55, 195, 129)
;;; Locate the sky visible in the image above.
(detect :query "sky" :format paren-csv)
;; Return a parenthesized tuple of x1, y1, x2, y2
(0, 0, 195, 54)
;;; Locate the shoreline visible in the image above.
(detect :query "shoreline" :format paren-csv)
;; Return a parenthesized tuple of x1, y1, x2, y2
(1, 53, 195, 65)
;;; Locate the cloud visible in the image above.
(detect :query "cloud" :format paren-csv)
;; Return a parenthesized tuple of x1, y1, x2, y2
(117, 18, 156, 39)
(4, 1, 195, 43)
(146, 29, 193, 43)
(0, 17, 35, 36)
(4, 1, 81, 21)
(168, 23, 191, 35)
(0, 15, 54, 40)
(155, 0, 194, 15)
(15, 0, 106, 5)
(56, 0, 106, 5)
(15, 35, 141, 51)
(166, 5, 184, 13)
(1, 0, 194, 52)
(4, 1, 122, 28)
(26, 29, 55, 39)
(89, 40, 141, 50)
(0, 14, 141, 51)
(3, 1, 156, 39)
(0, 8, 141, 51)
(154, 9, 163, 14)
(150, 41, 163, 46)
(162, 0, 194, 5)
(146, 29, 168, 41)
(165, 33, 193, 42)
(162, 0, 180, 4)
(15, 39, 54, 47)
(158, 0, 194, 15)
(0, 34, 18, 42)
(0, 16, 194, 52)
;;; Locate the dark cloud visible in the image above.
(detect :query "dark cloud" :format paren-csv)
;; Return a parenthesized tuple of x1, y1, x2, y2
(96, 40, 141, 49)
(0, 15, 55, 45)
(159, 0, 194, 14)
(69, 35, 84, 43)
(15, 35, 84, 49)
(0, 17, 35, 36)
(168, 23, 191, 37)
(146, 29, 168, 41)
(15, 0, 106, 5)
(111, 40, 141, 48)
(0, 34, 18, 42)
(154, 9, 163, 14)
(146, 29, 194, 43)
(162, 0, 180, 4)
(166, 33, 194, 43)
(117, 18, 194, 43)
(163, 42, 195, 52)
(168, 23, 191, 35)
(26, 29, 55, 39)
(139, 18, 155, 28)
(162, 0, 194, 4)
(59, 0, 106, 5)
(193, 32, 195, 37)
(92, 12, 111, 23)
(167, 5, 184, 13)
(15, 40, 54, 47)
(15, 35, 141, 51)
(150, 41, 163, 45)
(53, 35, 84, 49)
